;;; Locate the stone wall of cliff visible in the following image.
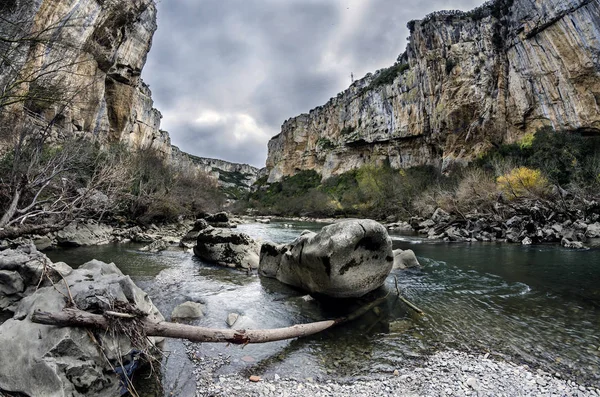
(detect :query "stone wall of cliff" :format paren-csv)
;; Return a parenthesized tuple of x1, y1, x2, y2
(0, 0, 170, 155)
(266, 0, 600, 182)
(171, 146, 261, 190)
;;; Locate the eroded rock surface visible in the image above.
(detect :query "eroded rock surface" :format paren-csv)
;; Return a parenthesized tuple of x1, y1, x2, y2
(266, 0, 600, 181)
(193, 227, 260, 270)
(259, 220, 393, 298)
(0, 244, 164, 397)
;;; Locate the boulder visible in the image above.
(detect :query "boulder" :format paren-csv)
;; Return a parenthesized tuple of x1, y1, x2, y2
(139, 239, 169, 253)
(205, 212, 229, 223)
(431, 208, 451, 224)
(179, 219, 210, 248)
(0, 270, 24, 295)
(171, 301, 205, 320)
(0, 248, 164, 397)
(586, 222, 600, 238)
(193, 227, 260, 270)
(561, 237, 586, 250)
(386, 221, 413, 232)
(392, 249, 420, 270)
(259, 219, 393, 298)
(55, 221, 113, 247)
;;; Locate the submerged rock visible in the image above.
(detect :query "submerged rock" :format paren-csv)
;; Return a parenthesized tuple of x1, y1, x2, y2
(259, 219, 393, 298)
(0, 246, 164, 397)
(193, 227, 260, 270)
(171, 301, 205, 320)
(392, 249, 421, 270)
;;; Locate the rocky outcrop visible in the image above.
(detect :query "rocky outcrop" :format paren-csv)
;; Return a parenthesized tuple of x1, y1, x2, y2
(410, 202, 599, 248)
(171, 147, 261, 191)
(0, 243, 164, 397)
(265, 0, 600, 181)
(0, 0, 171, 155)
(54, 220, 113, 247)
(193, 227, 260, 270)
(259, 220, 394, 298)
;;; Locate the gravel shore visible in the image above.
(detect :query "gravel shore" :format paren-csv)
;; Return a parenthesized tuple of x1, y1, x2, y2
(186, 345, 598, 397)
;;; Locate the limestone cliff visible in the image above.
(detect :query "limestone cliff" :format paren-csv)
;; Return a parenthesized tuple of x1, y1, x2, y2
(171, 146, 261, 191)
(266, 0, 600, 182)
(0, 0, 170, 155)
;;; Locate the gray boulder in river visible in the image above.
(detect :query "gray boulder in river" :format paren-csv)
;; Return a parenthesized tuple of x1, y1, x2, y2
(259, 219, 394, 298)
(193, 227, 260, 270)
(0, 243, 164, 397)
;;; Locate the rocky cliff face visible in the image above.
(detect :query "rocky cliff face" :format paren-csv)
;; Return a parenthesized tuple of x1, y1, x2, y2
(266, 0, 600, 182)
(0, 0, 170, 155)
(171, 146, 261, 190)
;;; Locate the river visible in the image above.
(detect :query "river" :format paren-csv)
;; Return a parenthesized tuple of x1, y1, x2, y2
(46, 220, 600, 394)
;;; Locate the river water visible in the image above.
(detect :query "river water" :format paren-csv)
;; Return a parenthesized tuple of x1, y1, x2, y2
(46, 220, 600, 393)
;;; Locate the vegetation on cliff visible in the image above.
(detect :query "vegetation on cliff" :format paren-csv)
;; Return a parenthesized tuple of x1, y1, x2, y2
(245, 128, 600, 220)
(0, 2, 225, 237)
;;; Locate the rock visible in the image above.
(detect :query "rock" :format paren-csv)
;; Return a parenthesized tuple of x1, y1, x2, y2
(131, 232, 155, 244)
(0, 270, 25, 295)
(171, 301, 205, 320)
(259, 219, 393, 298)
(227, 312, 239, 327)
(55, 221, 114, 247)
(206, 212, 229, 223)
(179, 219, 210, 248)
(249, 375, 261, 382)
(387, 221, 413, 232)
(586, 222, 600, 238)
(521, 237, 532, 245)
(392, 249, 420, 270)
(561, 238, 586, 250)
(139, 239, 169, 253)
(418, 219, 436, 230)
(256, 218, 271, 224)
(431, 208, 451, 224)
(0, 248, 164, 397)
(31, 235, 53, 251)
(194, 227, 260, 270)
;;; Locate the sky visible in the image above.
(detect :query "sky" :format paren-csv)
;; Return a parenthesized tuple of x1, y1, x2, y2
(142, 0, 483, 168)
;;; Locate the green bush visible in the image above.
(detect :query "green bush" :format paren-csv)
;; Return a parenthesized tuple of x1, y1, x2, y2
(370, 63, 410, 89)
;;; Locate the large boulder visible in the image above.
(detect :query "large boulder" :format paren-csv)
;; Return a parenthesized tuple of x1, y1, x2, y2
(259, 220, 393, 298)
(0, 245, 164, 397)
(193, 227, 260, 270)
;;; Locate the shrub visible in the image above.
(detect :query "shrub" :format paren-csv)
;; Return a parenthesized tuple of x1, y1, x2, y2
(497, 167, 549, 199)
(370, 63, 410, 89)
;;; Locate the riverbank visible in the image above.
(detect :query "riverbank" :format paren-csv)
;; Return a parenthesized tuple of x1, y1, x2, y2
(187, 347, 598, 397)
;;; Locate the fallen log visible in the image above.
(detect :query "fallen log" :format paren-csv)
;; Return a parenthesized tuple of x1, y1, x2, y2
(31, 294, 388, 344)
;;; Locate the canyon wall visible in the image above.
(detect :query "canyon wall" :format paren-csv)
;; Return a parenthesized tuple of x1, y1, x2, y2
(266, 0, 600, 182)
(0, 0, 170, 155)
(171, 147, 261, 190)
(0, 0, 260, 189)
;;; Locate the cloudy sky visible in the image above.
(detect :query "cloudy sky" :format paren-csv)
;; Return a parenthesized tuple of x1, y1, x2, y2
(143, 0, 483, 168)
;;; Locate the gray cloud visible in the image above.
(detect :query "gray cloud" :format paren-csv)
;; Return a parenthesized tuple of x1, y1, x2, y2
(143, 0, 483, 167)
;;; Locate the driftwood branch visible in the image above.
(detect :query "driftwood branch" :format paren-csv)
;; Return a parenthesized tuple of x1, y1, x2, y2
(31, 295, 388, 344)
(394, 276, 424, 315)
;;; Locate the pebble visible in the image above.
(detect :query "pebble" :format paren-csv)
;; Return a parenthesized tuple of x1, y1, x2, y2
(186, 347, 593, 397)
